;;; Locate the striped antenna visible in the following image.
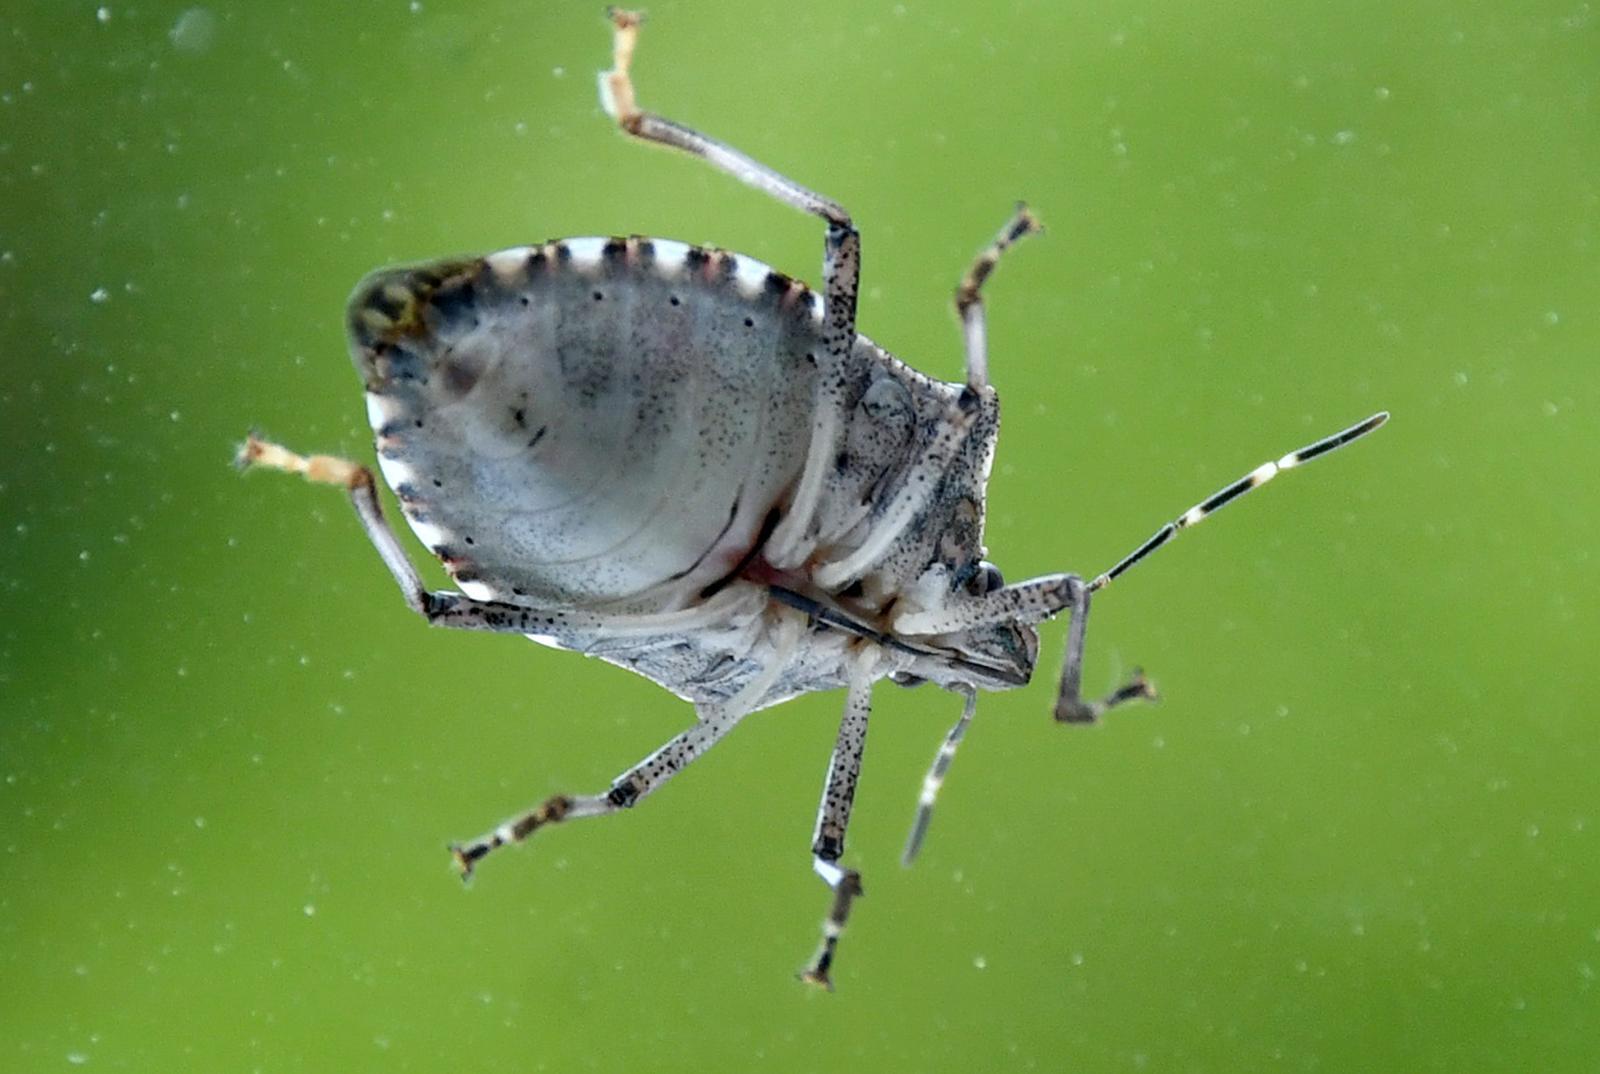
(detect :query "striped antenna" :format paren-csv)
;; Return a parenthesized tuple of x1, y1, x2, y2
(1089, 411, 1388, 592)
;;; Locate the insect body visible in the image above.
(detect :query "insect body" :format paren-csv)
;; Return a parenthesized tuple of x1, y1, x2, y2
(241, 11, 1387, 988)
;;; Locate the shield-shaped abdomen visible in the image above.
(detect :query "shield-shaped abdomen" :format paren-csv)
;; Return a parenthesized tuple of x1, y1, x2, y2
(348, 238, 820, 610)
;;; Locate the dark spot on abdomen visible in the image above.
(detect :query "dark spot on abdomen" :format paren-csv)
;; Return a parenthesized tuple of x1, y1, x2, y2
(442, 356, 482, 397)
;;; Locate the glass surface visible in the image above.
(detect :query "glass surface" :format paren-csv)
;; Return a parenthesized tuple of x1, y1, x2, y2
(4, 1, 1596, 1070)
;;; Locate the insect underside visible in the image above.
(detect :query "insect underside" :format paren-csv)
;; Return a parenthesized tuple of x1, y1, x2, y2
(241, 10, 1387, 988)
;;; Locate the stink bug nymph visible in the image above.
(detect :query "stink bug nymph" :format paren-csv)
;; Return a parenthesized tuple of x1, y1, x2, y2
(240, 10, 1387, 988)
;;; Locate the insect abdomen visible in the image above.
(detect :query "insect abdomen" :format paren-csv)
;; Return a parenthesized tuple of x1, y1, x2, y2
(348, 238, 831, 610)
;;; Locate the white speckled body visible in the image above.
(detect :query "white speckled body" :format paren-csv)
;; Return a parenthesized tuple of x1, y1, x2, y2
(236, 9, 1387, 985)
(348, 236, 1027, 712)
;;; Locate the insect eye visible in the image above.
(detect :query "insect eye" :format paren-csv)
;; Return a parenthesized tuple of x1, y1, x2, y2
(967, 561, 1005, 596)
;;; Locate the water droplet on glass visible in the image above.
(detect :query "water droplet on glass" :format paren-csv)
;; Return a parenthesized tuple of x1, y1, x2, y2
(169, 8, 218, 53)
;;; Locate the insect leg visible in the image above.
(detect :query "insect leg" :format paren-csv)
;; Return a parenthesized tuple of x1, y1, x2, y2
(955, 203, 1042, 391)
(1054, 582, 1157, 724)
(800, 648, 877, 990)
(600, 10, 851, 230)
(238, 436, 438, 613)
(890, 572, 1150, 727)
(598, 9, 860, 570)
(448, 700, 746, 879)
(239, 435, 764, 642)
(1087, 411, 1389, 593)
(451, 611, 807, 879)
(901, 686, 976, 866)
(892, 572, 1082, 636)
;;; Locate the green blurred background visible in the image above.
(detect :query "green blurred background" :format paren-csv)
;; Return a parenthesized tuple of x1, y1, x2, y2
(3, 0, 1596, 1069)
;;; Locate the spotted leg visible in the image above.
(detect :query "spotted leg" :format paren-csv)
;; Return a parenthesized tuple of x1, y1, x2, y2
(239, 434, 812, 875)
(955, 203, 1043, 391)
(449, 613, 803, 877)
(598, 9, 859, 571)
(800, 648, 877, 990)
(237, 436, 767, 643)
(448, 699, 745, 877)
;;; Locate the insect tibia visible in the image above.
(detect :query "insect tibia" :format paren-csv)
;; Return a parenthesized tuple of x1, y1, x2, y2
(893, 573, 1081, 637)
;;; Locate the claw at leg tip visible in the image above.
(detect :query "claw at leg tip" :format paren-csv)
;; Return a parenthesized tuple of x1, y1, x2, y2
(233, 432, 265, 471)
(797, 968, 835, 992)
(448, 843, 476, 883)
